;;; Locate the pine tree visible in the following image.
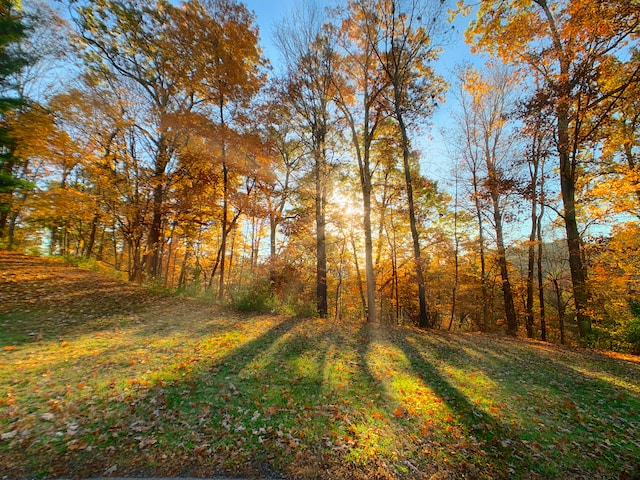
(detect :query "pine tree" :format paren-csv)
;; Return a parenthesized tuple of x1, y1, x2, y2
(0, 0, 30, 238)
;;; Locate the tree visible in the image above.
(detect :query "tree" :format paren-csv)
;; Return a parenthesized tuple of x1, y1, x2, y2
(0, 1, 71, 248)
(260, 94, 304, 262)
(48, 85, 151, 278)
(457, 66, 520, 335)
(451, 102, 491, 331)
(0, 0, 30, 241)
(73, 0, 265, 286)
(275, 3, 338, 318)
(587, 223, 640, 352)
(331, 0, 393, 323)
(520, 91, 552, 340)
(10, 0, 69, 101)
(361, 0, 446, 328)
(592, 51, 640, 219)
(465, 0, 640, 339)
(166, 0, 266, 298)
(73, 0, 185, 278)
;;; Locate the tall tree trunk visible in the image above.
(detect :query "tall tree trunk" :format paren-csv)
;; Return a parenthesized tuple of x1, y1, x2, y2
(7, 210, 18, 249)
(489, 189, 518, 336)
(269, 215, 277, 258)
(146, 140, 170, 279)
(218, 100, 229, 300)
(395, 101, 429, 328)
(146, 146, 169, 279)
(392, 226, 400, 324)
(163, 225, 175, 288)
(537, 205, 547, 342)
(350, 228, 367, 319)
(341, 95, 378, 323)
(471, 168, 489, 331)
(315, 148, 328, 318)
(449, 182, 460, 331)
(0, 211, 8, 239)
(553, 278, 566, 345)
(146, 183, 163, 278)
(130, 237, 144, 284)
(50, 224, 59, 255)
(84, 213, 100, 258)
(537, 0, 591, 339)
(0, 157, 17, 239)
(178, 243, 190, 289)
(111, 219, 119, 270)
(7, 192, 27, 249)
(362, 150, 377, 323)
(383, 218, 401, 324)
(558, 109, 591, 339)
(227, 224, 237, 293)
(268, 214, 278, 286)
(219, 160, 229, 299)
(268, 168, 291, 283)
(334, 238, 346, 320)
(525, 165, 539, 339)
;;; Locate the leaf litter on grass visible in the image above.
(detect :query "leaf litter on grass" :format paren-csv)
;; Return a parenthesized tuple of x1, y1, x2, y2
(1, 252, 640, 479)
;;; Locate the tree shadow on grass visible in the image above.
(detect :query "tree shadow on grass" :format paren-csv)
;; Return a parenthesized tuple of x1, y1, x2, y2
(372, 327, 523, 480)
(348, 322, 443, 479)
(1, 314, 305, 479)
(128, 314, 320, 477)
(393, 329, 640, 480)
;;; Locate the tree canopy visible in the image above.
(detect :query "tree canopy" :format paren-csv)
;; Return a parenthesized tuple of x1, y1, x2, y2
(3, 0, 640, 353)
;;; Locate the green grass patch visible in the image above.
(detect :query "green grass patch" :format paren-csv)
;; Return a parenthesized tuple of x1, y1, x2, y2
(1, 254, 640, 479)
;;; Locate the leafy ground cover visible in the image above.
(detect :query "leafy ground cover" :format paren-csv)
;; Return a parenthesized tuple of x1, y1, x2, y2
(1, 252, 640, 479)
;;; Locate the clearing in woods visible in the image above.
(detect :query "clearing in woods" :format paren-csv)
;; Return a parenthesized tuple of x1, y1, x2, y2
(1, 252, 639, 479)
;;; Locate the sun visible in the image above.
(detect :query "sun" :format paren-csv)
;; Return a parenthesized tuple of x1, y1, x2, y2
(331, 191, 362, 220)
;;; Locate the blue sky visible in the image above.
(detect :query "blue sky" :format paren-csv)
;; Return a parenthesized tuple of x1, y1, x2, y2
(242, 0, 477, 74)
(242, 0, 303, 64)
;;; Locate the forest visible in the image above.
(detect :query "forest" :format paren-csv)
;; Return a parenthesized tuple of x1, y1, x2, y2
(1, 0, 640, 353)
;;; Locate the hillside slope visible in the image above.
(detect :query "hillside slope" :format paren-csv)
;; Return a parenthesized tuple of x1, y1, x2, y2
(1, 253, 639, 479)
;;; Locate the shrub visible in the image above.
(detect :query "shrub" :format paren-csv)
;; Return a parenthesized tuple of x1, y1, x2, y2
(230, 281, 279, 314)
(626, 301, 640, 354)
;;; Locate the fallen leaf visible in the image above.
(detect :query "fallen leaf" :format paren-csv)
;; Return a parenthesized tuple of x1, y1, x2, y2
(1, 430, 18, 440)
(67, 439, 88, 450)
(137, 436, 157, 449)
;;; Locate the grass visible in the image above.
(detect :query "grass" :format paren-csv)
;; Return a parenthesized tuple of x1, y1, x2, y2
(1, 252, 640, 479)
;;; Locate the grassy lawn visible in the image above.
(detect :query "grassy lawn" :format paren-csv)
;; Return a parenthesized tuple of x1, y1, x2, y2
(1, 252, 639, 479)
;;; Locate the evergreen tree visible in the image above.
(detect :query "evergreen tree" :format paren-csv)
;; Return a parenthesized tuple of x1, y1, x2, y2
(0, 0, 30, 238)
